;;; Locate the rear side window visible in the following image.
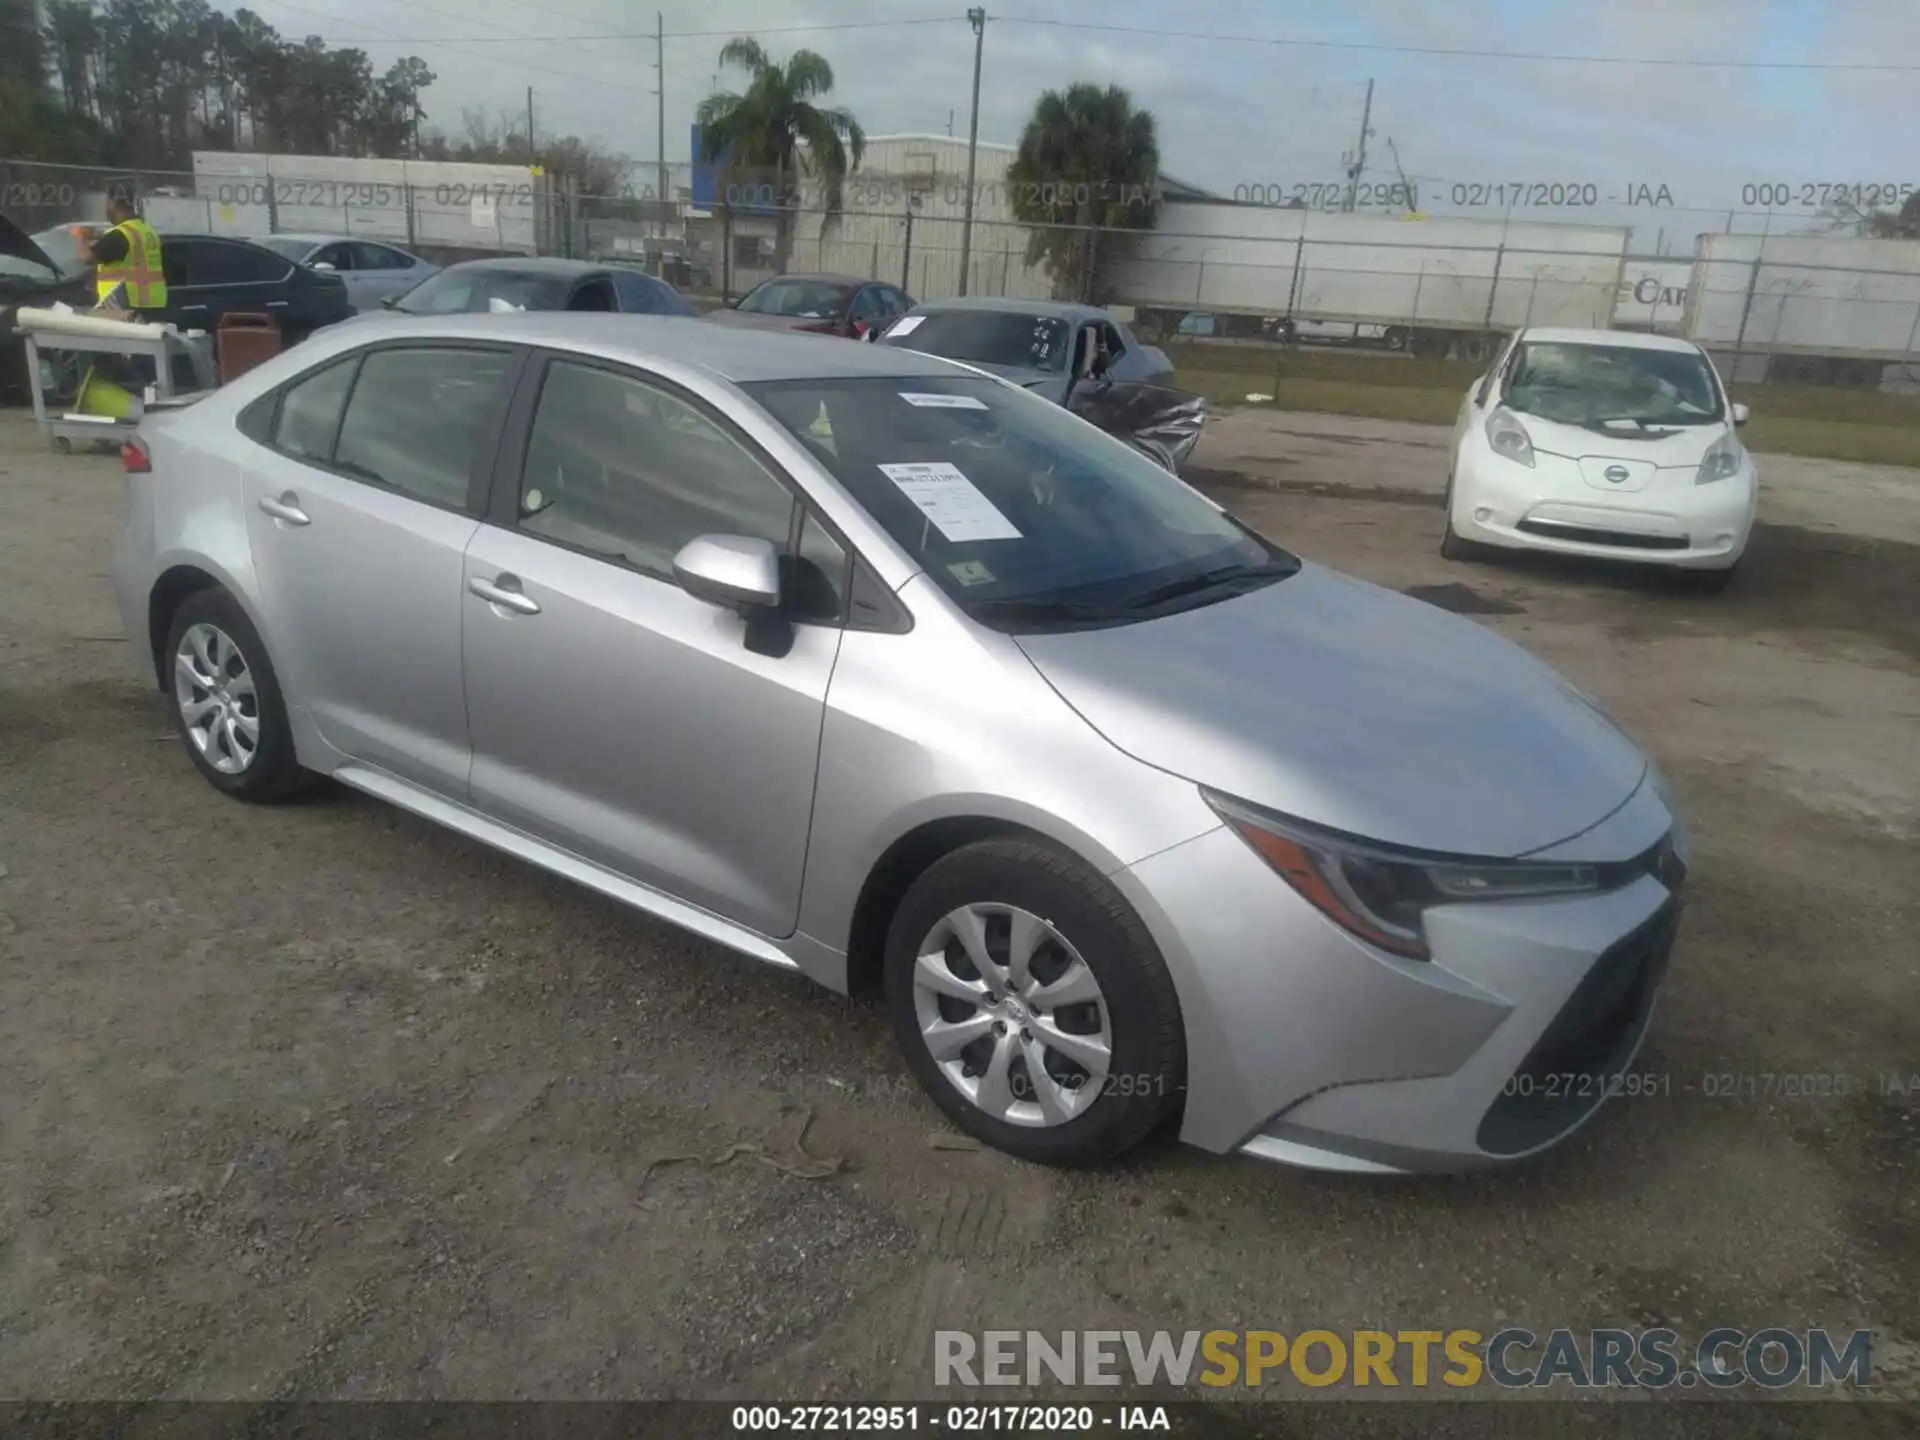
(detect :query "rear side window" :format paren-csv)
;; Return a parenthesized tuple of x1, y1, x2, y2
(334, 348, 514, 508)
(273, 359, 356, 460)
(190, 241, 291, 286)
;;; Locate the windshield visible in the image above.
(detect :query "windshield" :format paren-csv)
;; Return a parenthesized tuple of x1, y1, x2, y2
(746, 375, 1293, 629)
(1502, 341, 1724, 429)
(883, 310, 1071, 372)
(0, 224, 91, 283)
(737, 278, 854, 318)
(394, 268, 568, 314)
(255, 236, 318, 264)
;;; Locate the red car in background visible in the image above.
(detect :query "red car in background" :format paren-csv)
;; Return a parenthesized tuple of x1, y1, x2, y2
(706, 273, 913, 340)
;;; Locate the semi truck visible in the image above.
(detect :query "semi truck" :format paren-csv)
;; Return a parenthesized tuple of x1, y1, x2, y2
(1112, 201, 1633, 361)
(1681, 233, 1920, 386)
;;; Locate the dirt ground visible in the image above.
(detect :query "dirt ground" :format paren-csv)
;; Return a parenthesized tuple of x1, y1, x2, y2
(0, 403, 1915, 1425)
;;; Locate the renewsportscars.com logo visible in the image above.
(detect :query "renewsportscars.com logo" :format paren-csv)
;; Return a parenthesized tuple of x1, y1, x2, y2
(934, 1328, 1876, 1391)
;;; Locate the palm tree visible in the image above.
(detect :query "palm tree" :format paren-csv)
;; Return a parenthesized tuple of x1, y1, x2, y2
(1007, 82, 1159, 302)
(696, 37, 864, 271)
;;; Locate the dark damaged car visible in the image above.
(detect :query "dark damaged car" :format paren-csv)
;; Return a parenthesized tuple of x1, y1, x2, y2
(879, 296, 1207, 474)
(0, 214, 95, 400)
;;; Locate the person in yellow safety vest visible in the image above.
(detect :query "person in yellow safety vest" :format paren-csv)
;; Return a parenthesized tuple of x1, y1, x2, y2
(89, 193, 168, 314)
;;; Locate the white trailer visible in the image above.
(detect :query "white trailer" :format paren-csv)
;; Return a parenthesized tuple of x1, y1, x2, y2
(1111, 201, 1631, 358)
(1682, 233, 1920, 381)
(1611, 258, 1692, 333)
(142, 152, 546, 255)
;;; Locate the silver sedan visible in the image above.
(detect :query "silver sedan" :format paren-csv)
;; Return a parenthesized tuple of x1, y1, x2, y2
(250, 233, 438, 312)
(113, 313, 1689, 1174)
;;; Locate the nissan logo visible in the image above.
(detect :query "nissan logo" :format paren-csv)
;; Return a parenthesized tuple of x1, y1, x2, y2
(1604, 465, 1631, 483)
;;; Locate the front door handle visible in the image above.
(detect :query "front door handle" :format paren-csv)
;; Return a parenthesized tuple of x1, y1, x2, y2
(469, 574, 541, 615)
(257, 493, 310, 526)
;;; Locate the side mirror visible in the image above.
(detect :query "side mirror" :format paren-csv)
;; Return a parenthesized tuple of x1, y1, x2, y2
(672, 534, 781, 613)
(311, 261, 337, 273)
(1731, 402, 1749, 426)
(379, 294, 398, 310)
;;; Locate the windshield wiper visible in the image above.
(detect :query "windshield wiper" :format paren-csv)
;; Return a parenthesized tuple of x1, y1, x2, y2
(1118, 560, 1296, 612)
(967, 595, 1134, 626)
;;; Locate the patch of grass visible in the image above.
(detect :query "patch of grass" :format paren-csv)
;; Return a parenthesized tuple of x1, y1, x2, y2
(1169, 347, 1920, 468)
(1179, 369, 1464, 426)
(1164, 341, 1480, 391)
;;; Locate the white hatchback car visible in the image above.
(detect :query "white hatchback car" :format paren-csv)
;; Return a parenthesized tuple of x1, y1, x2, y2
(1445, 328, 1757, 589)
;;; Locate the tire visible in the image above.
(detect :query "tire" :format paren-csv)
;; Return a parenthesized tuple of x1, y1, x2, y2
(883, 838, 1184, 1166)
(1676, 563, 1738, 594)
(162, 587, 311, 802)
(1439, 474, 1489, 562)
(1383, 326, 1409, 352)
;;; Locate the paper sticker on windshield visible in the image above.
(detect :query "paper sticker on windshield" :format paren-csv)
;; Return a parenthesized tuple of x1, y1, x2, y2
(877, 462, 1022, 542)
(948, 559, 996, 587)
(899, 392, 988, 410)
(885, 315, 925, 338)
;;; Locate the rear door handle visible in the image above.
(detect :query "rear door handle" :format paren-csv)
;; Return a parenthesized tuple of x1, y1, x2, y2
(257, 493, 310, 526)
(469, 574, 541, 615)
(265, 300, 289, 310)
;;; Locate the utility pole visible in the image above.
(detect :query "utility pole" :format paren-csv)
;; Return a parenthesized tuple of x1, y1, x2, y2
(956, 7, 986, 296)
(525, 86, 536, 160)
(655, 12, 668, 207)
(946, 110, 954, 137)
(1342, 78, 1373, 212)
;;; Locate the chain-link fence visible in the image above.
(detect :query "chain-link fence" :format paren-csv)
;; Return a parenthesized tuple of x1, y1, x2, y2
(6, 155, 1917, 387)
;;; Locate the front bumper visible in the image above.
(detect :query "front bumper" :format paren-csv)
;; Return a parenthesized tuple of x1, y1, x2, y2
(1454, 445, 1756, 571)
(1114, 777, 1683, 1173)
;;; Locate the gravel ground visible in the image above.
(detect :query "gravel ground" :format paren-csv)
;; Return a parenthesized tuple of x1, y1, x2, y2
(0, 405, 1914, 1425)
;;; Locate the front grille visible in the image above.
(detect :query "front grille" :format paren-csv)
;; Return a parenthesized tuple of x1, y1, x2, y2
(1476, 902, 1680, 1157)
(1516, 519, 1689, 551)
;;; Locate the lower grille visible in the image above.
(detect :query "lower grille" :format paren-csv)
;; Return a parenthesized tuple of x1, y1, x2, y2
(1475, 902, 1680, 1157)
(1517, 519, 1689, 551)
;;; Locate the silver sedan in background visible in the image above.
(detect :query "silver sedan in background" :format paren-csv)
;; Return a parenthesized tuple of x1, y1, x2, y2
(251, 233, 437, 312)
(113, 314, 1688, 1175)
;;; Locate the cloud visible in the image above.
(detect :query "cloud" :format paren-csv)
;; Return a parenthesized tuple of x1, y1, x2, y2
(227, 0, 1917, 245)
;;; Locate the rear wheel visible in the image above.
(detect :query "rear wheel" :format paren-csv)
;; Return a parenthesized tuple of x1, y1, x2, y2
(884, 839, 1184, 1166)
(163, 588, 311, 801)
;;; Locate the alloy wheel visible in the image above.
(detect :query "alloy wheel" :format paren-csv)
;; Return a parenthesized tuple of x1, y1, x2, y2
(174, 622, 260, 775)
(911, 903, 1113, 1128)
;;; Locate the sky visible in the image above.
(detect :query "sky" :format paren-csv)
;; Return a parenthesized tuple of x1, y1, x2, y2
(222, 0, 1919, 251)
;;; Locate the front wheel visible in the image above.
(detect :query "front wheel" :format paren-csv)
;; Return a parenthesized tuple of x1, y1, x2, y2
(1439, 474, 1491, 562)
(884, 839, 1184, 1166)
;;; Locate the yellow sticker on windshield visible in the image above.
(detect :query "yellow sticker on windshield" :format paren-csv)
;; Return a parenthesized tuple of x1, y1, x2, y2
(948, 560, 996, 586)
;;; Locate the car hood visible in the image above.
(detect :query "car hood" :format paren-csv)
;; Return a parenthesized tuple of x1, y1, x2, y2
(1015, 563, 1648, 857)
(1509, 411, 1730, 466)
(0, 213, 61, 284)
(0, 213, 59, 274)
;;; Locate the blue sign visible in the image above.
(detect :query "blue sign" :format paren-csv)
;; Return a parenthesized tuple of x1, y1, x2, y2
(689, 124, 781, 214)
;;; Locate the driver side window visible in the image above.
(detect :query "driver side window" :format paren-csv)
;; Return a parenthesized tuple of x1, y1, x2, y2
(568, 276, 617, 312)
(518, 360, 797, 584)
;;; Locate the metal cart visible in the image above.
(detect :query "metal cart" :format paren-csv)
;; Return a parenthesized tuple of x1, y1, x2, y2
(13, 323, 216, 452)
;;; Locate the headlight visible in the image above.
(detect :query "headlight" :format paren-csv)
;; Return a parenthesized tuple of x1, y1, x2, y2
(1205, 791, 1599, 960)
(1484, 407, 1535, 467)
(1694, 431, 1746, 484)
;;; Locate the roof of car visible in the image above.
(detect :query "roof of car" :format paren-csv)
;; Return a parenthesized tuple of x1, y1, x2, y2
(1518, 326, 1703, 353)
(750, 272, 870, 287)
(250, 232, 347, 246)
(907, 295, 1111, 325)
(441, 255, 615, 275)
(312, 311, 963, 382)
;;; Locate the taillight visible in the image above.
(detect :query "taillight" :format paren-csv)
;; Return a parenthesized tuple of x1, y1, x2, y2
(121, 438, 151, 473)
